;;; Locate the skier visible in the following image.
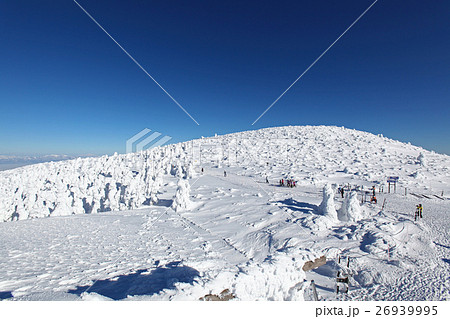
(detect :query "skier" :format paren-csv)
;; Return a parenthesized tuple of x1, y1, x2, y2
(265, 176, 269, 184)
(340, 187, 344, 198)
(201, 167, 204, 174)
(224, 171, 227, 177)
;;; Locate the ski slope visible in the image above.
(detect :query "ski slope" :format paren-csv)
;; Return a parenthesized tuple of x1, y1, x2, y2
(0, 126, 449, 301)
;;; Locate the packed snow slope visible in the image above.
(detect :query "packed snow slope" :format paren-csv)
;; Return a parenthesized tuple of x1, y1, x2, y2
(0, 125, 449, 301)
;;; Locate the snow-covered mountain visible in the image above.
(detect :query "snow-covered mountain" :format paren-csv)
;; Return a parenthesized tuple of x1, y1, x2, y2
(1, 126, 448, 222)
(0, 126, 449, 301)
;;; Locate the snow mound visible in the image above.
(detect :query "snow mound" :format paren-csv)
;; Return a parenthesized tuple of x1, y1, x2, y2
(196, 250, 310, 301)
(80, 292, 113, 301)
(361, 230, 396, 255)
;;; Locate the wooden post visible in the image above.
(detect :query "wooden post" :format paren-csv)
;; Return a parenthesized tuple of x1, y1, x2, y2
(311, 280, 319, 301)
(388, 182, 391, 193)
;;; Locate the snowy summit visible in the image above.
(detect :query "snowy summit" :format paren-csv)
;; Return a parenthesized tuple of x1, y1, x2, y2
(0, 125, 449, 301)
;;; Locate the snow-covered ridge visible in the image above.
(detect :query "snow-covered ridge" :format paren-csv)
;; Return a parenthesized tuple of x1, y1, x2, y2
(1, 125, 449, 222)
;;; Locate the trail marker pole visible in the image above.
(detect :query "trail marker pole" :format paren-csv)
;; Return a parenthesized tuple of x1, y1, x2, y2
(336, 255, 351, 294)
(311, 280, 319, 301)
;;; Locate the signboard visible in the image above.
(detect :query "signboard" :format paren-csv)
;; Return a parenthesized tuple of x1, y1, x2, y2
(387, 176, 399, 193)
(387, 176, 399, 183)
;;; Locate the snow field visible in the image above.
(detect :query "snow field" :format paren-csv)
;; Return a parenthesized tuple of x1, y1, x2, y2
(0, 126, 449, 300)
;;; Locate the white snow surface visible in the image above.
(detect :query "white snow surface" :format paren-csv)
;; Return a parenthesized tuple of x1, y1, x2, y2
(0, 125, 449, 301)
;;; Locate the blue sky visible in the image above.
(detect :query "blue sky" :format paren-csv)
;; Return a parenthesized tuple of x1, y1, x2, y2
(0, 0, 449, 156)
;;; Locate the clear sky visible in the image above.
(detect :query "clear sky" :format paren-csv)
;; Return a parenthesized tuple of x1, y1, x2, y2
(0, 0, 449, 156)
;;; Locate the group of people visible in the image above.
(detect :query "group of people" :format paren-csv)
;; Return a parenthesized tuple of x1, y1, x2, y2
(370, 186, 377, 203)
(279, 179, 296, 188)
(335, 183, 426, 223)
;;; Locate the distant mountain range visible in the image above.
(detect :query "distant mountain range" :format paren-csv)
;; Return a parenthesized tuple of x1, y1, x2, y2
(0, 154, 74, 163)
(0, 154, 92, 171)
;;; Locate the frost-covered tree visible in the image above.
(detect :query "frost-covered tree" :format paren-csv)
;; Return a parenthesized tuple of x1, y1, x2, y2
(319, 184, 338, 220)
(185, 162, 196, 179)
(150, 191, 159, 206)
(417, 153, 427, 167)
(338, 191, 363, 222)
(171, 178, 192, 212)
(175, 163, 184, 178)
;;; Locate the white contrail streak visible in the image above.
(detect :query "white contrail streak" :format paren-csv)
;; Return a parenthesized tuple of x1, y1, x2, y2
(252, 0, 379, 125)
(73, 0, 200, 125)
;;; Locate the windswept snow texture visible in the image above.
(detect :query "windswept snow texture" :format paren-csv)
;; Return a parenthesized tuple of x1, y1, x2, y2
(0, 125, 449, 301)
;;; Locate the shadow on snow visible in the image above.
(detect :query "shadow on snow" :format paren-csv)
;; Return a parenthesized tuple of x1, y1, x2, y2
(68, 261, 199, 300)
(0, 291, 13, 300)
(434, 241, 450, 249)
(276, 198, 318, 214)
